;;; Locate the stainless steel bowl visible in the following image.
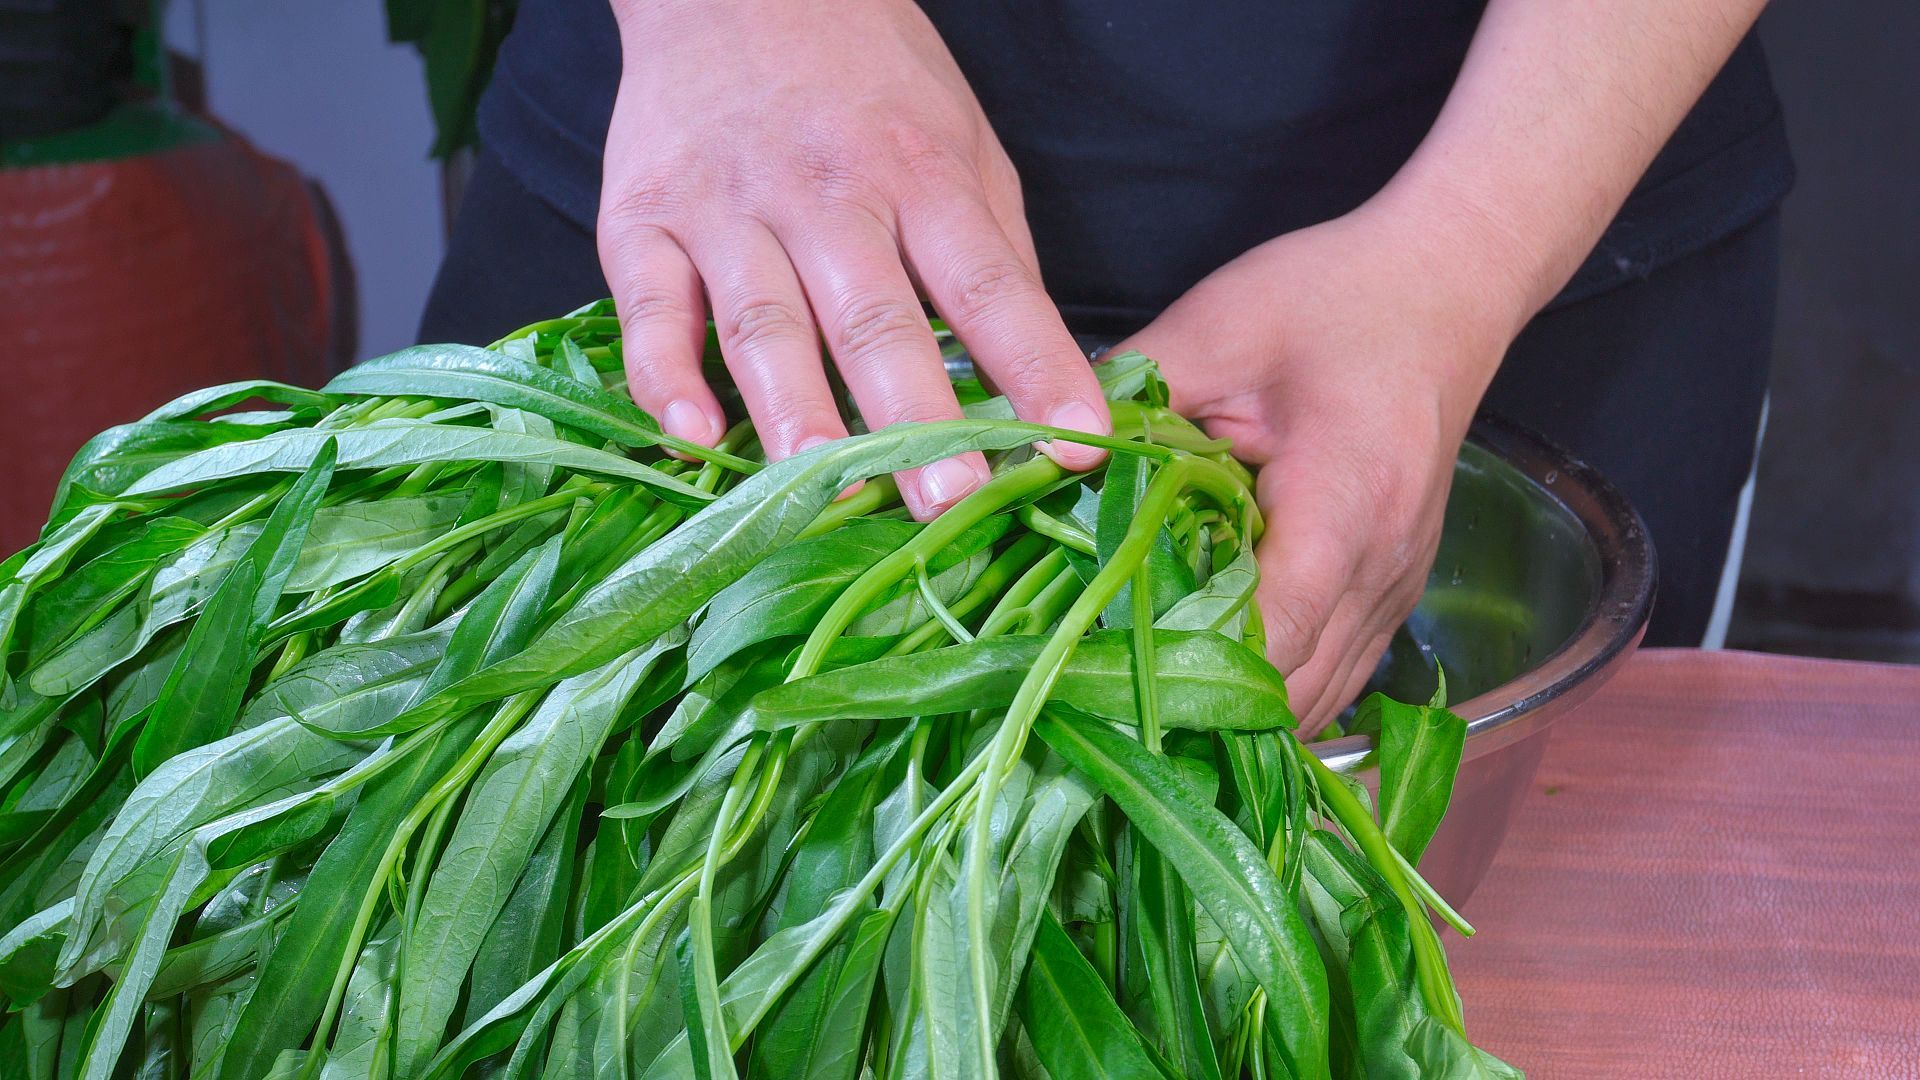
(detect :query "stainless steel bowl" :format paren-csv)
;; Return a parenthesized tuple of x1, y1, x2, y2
(1316, 414, 1656, 906)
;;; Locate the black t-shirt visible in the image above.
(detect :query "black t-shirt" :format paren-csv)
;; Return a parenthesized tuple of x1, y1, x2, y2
(477, 0, 1792, 332)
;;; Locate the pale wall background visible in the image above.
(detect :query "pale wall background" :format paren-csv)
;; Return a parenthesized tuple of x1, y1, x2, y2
(166, 0, 445, 359)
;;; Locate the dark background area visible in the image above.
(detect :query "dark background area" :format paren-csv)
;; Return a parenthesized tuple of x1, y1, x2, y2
(1727, 1, 1920, 661)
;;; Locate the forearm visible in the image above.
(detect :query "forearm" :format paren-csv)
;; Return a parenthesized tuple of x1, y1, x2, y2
(1377, 0, 1770, 332)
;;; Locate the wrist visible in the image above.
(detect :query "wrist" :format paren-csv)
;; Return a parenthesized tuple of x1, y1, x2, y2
(608, 0, 767, 39)
(1318, 190, 1520, 428)
(1362, 164, 1569, 342)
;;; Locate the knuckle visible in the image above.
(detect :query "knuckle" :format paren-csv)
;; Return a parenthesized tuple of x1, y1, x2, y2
(982, 341, 1056, 393)
(752, 397, 822, 449)
(982, 151, 1025, 202)
(616, 287, 694, 331)
(1376, 548, 1420, 592)
(882, 393, 960, 426)
(883, 121, 966, 185)
(947, 255, 1037, 324)
(600, 173, 686, 228)
(790, 139, 874, 206)
(720, 298, 812, 357)
(833, 298, 928, 362)
(1386, 582, 1423, 624)
(598, 215, 675, 266)
(780, 120, 890, 211)
(1343, 447, 1401, 512)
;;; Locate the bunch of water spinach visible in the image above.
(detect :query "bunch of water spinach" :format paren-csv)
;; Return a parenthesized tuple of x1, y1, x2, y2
(0, 301, 1518, 1079)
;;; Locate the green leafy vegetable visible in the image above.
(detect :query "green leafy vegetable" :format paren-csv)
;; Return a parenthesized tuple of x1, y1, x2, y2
(0, 304, 1514, 1079)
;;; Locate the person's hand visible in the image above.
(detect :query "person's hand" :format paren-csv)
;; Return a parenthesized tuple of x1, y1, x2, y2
(599, 0, 1109, 517)
(1116, 192, 1536, 733)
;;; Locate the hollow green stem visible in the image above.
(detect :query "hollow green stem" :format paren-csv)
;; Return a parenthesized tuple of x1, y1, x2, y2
(972, 547, 1070, 639)
(1131, 555, 1162, 752)
(688, 740, 764, 1076)
(915, 556, 973, 643)
(392, 487, 596, 576)
(1014, 504, 1095, 554)
(960, 454, 1195, 1070)
(1299, 747, 1467, 1034)
(799, 475, 901, 538)
(789, 457, 1062, 682)
(1389, 842, 1476, 937)
(890, 532, 1050, 655)
(1012, 565, 1084, 637)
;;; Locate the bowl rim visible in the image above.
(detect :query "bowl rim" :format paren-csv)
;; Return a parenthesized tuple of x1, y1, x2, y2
(1310, 412, 1658, 772)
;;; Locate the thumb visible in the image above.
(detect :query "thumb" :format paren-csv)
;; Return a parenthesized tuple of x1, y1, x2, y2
(1108, 302, 1228, 421)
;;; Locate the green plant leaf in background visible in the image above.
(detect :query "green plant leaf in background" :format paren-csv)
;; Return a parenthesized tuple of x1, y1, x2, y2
(386, 0, 518, 158)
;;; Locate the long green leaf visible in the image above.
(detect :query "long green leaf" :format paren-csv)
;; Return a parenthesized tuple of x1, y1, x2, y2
(219, 535, 558, 1072)
(123, 421, 712, 508)
(1033, 708, 1330, 1080)
(1122, 840, 1223, 1080)
(325, 345, 683, 454)
(746, 730, 908, 1079)
(461, 774, 586, 1027)
(388, 420, 1065, 734)
(420, 536, 561, 705)
(1016, 911, 1162, 1080)
(215, 719, 475, 1080)
(21, 517, 205, 667)
(284, 493, 467, 593)
(316, 925, 401, 1080)
(0, 505, 122, 682)
(45, 422, 276, 523)
(689, 519, 918, 682)
(1156, 550, 1257, 636)
(393, 637, 676, 1075)
(238, 628, 451, 733)
(56, 717, 361, 973)
(71, 745, 389, 1080)
(1301, 830, 1425, 1080)
(27, 524, 258, 699)
(751, 629, 1290, 733)
(139, 380, 332, 424)
(1402, 1017, 1523, 1079)
(133, 440, 337, 771)
(1364, 694, 1467, 866)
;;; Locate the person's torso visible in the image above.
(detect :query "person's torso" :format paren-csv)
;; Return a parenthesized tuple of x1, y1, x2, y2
(480, 0, 1792, 332)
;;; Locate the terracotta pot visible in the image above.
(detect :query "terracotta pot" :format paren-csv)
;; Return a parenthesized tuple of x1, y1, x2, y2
(0, 129, 334, 551)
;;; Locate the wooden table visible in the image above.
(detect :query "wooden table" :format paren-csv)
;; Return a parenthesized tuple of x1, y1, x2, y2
(1449, 649, 1920, 1078)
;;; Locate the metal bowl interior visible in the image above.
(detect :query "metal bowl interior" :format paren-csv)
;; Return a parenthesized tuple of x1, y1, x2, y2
(1315, 414, 1656, 905)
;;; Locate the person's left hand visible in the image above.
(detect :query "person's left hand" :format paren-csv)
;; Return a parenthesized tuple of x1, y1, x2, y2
(1115, 193, 1536, 733)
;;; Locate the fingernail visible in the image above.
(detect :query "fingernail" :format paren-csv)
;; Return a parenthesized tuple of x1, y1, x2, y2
(1044, 401, 1110, 469)
(796, 434, 864, 499)
(663, 399, 716, 444)
(919, 456, 981, 511)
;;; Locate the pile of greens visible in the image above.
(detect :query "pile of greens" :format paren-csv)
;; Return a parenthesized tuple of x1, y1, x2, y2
(0, 303, 1517, 1079)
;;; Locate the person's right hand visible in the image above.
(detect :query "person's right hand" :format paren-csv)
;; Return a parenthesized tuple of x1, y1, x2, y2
(599, 0, 1110, 517)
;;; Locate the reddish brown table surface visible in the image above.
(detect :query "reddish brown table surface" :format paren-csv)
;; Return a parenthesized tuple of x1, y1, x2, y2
(1449, 649, 1920, 1078)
